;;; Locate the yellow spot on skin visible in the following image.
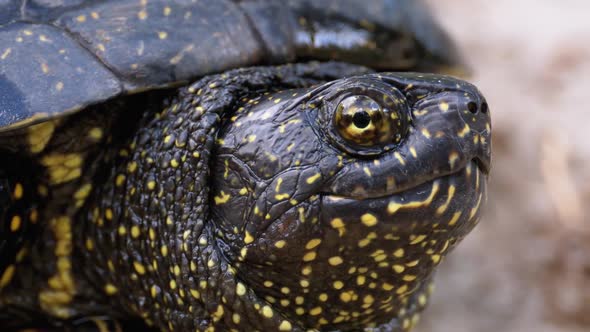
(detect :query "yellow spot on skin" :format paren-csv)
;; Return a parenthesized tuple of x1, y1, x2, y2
(76, 15, 86, 22)
(306, 173, 321, 184)
(410, 234, 427, 245)
(115, 174, 126, 187)
(131, 226, 140, 238)
(13, 183, 23, 200)
(421, 128, 431, 138)
(388, 181, 440, 214)
(104, 283, 118, 295)
(330, 218, 346, 236)
(436, 185, 456, 215)
(160, 245, 168, 257)
(55, 82, 64, 91)
(431, 255, 441, 264)
(239, 187, 248, 195)
(403, 275, 417, 282)
(383, 283, 395, 291)
(418, 294, 428, 307)
(85, 239, 94, 251)
(275, 193, 290, 200)
(127, 161, 138, 173)
(340, 291, 352, 302)
(458, 124, 470, 138)
(158, 31, 168, 39)
(244, 231, 254, 244)
(357, 275, 366, 285)
(133, 262, 146, 275)
(439, 102, 450, 111)
(310, 307, 322, 316)
(105, 208, 113, 221)
(236, 283, 246, 296)
(0, 265, 16, 288)
(333, 281, 344, 289)
(448, 211, 462, 226)
(329, 256, 343, 266)
(397, 285, 409, 295)
(363, 167, 372, 177)
(393, 248, 405, 258)
(274, 240, 286, 248)
(190, 289, 200, 299)
(361, 213, 378, 227)
(470, 194, 483, 220)
(301, 265, 312, 275)
(279, 320, 292, 331)
(73, 183, 92, 208)
(303, 252, 316, 262)
(147, 181, 156, 190)
(10, 215, 21, 232)
(30, 210, 38, 223)
(305, 238, 321, 249)
(262, 305, 273, 318)
(214, 191, 231, 205)
(410, 147, 418, 158)
(393, 265, 405, 273)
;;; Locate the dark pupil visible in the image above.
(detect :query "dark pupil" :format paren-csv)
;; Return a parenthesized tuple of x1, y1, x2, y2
(352, 111, 371, 129)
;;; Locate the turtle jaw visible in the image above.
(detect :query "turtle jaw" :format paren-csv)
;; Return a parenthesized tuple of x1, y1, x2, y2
(307, 160, 486, 329)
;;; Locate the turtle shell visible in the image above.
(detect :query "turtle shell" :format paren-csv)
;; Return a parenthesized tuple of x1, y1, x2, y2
(0, 0, 461, 132)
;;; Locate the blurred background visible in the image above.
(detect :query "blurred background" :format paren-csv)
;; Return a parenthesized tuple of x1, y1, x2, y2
(415, 0, 590, 331)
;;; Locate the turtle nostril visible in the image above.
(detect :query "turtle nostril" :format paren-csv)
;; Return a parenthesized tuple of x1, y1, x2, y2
(481, 102, 488, 114)
(467, 102, 478, 114)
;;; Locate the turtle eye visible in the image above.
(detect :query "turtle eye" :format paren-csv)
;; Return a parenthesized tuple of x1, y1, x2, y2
(335, 95, 399, 147)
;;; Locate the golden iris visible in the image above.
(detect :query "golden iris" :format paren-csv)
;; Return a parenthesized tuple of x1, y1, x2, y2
(335, 95, 394, 146)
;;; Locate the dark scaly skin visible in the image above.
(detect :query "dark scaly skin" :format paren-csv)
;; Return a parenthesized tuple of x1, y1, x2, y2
(0, 62, 491, 331)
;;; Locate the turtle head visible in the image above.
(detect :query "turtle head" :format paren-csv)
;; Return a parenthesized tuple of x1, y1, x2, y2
(290, 0, 464, 72)
(211, 72, 491, 329)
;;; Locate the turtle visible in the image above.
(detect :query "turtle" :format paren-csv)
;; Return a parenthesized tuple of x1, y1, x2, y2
(0, 0, 492, 331)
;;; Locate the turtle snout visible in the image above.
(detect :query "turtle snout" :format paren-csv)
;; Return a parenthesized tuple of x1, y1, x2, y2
(456, 94, 492, 174)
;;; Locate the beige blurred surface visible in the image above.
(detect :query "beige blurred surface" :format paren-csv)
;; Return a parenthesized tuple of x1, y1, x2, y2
(416, 1, 590, 331)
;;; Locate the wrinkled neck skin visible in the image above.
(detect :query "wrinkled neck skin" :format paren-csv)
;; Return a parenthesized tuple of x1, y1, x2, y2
(80, 87, 298, 331)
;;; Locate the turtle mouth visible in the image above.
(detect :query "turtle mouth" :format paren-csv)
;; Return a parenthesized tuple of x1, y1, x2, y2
(320, 159, 486, 218)
(323, 157, 487, 203)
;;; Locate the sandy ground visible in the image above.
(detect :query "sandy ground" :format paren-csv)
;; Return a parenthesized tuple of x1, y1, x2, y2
(415, 1, 590, 331)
